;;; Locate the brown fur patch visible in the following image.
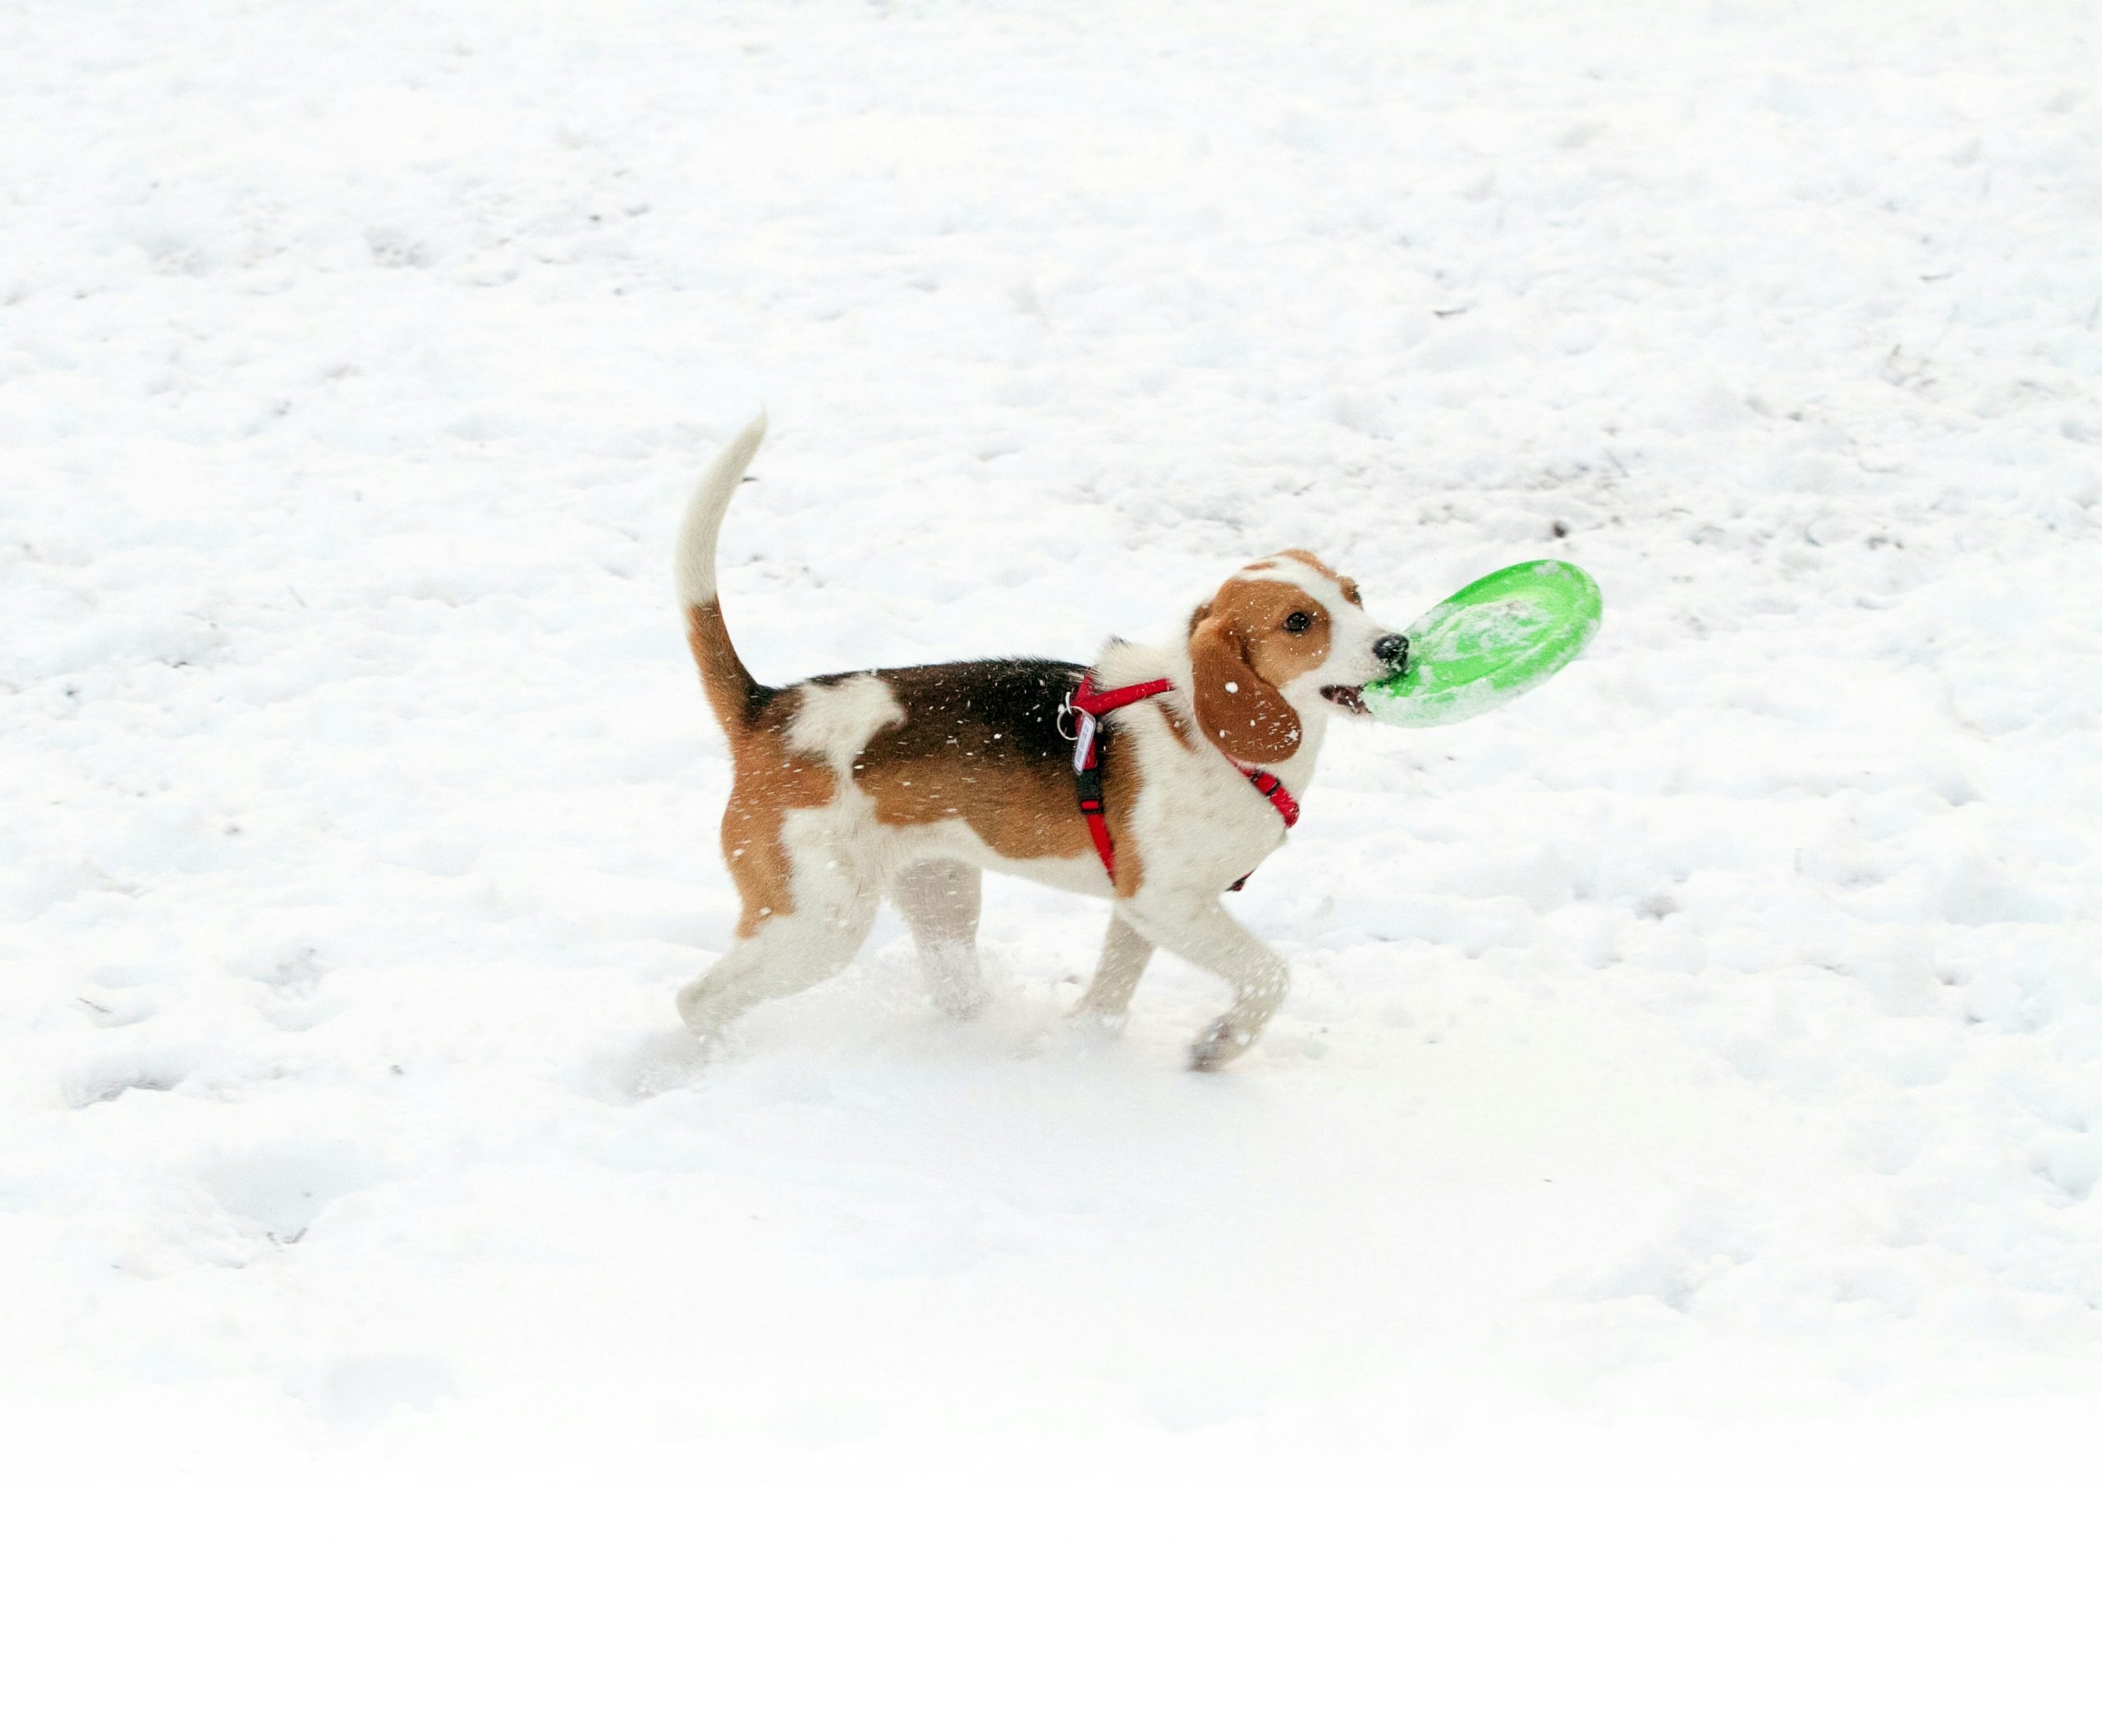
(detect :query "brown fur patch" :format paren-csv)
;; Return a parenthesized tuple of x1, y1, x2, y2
(686, 601, 768, 733)
(720, 688, 835, 935)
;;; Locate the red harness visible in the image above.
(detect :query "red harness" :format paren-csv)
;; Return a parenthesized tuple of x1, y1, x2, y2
(1065, 671, 1300, 888)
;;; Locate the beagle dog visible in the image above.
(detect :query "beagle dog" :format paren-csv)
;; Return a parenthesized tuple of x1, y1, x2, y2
(671, 416, 1409, 1069)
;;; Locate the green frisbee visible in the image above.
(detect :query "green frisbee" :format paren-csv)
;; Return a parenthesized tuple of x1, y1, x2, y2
(1363, 558, 1602, 728)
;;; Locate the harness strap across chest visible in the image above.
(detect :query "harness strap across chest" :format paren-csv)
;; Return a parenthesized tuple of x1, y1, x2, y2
(1066, 672, 1300, 889)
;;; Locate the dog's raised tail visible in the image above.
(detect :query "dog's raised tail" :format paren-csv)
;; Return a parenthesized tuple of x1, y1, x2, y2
(675, 411, 769, 732)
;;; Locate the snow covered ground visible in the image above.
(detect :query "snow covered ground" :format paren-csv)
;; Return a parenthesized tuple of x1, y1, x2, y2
(3, 0, 2100, 1482)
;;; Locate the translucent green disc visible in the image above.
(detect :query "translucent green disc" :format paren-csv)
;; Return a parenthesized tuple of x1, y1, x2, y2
(1363, 559, 1602, 728)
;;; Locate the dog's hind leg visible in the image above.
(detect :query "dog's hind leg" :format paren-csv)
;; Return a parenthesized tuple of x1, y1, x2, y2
(893, 859, 989, 1018)
(675, 893, 879, 1044)
(676, 898, 878, 1044)
(677, 823, 879, 1045)
(1071, 912, 1154, 1029)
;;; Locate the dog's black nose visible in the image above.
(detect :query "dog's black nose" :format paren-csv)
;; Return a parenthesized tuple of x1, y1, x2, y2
(1375, 633, 1409, 670)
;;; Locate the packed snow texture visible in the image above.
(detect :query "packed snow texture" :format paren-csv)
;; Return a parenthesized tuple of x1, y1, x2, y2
(3, 0, 2099, 1478)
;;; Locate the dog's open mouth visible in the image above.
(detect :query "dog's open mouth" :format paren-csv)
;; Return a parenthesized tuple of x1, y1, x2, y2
(1321, 684, 1369, 715)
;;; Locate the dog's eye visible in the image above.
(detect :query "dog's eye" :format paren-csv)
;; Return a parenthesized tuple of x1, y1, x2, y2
(1283, 611, 1313, 634)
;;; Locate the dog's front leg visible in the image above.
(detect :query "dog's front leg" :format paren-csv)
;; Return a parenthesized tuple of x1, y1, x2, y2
(1121, 895, 1287, 1072)
(1071, 912, 1155, 1028)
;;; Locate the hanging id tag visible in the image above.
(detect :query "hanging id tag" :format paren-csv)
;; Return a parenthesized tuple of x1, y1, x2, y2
(1071, 711, 1097, 774)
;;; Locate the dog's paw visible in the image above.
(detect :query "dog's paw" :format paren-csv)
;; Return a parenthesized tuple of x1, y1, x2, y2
(929, 976, 992, 1021)
(920, 943, 991, 1020)
(673, 978, 714, 1031)
(1188, 1017, 1255, 1072)
(1066, 997, 1131, 1034)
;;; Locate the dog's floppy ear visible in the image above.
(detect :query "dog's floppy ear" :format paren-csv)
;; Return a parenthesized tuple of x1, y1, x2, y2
(1188, 607, 1301, 764)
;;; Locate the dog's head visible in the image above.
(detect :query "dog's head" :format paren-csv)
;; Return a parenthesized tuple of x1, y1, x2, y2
(1185, 551, 1408, 764)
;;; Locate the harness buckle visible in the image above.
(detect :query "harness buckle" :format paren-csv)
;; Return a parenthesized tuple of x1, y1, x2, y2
(1075, 763, 1105, 811)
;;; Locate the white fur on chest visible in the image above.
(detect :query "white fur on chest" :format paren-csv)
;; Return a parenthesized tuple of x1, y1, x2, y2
(1089, 632, 1326, 897)
(1121, 712, 1295, 893)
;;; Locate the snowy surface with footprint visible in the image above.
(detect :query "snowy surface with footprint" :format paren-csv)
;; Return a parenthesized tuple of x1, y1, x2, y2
(3, 0, 2100, 1481)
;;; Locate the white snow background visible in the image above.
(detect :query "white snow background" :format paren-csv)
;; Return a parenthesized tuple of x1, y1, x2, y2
(3, 0, 2099, 1481)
